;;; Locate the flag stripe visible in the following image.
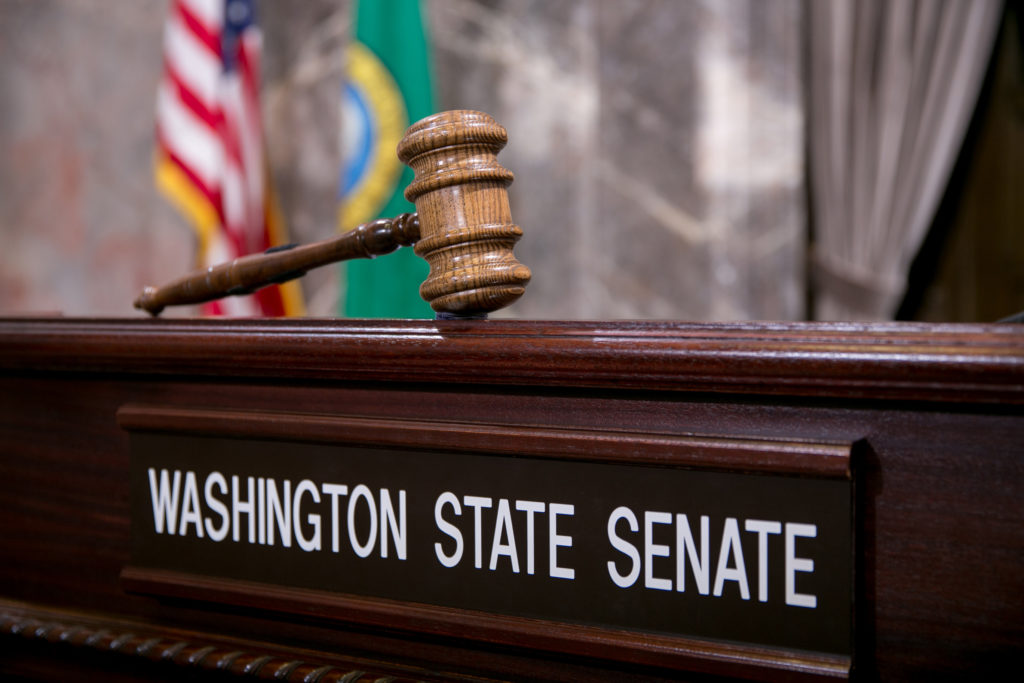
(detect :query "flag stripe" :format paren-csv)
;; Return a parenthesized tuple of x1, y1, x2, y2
(164, 16, 222, 113)
(156, 144, 225, 227)
(163, 59, 221, 133)
(174, 0, 222, 58)
(179, 0, 222, 32)
(157, 0, 304, 317)
(156, 82, 223, 190)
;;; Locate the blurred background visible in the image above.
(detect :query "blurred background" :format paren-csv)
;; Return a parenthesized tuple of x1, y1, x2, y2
(0, 0, 1020, 321)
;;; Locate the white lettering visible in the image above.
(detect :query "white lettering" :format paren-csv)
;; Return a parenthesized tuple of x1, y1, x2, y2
(676, 513, 710, 595)
(147, 468, 181, 535)
(321, 483, 348, 553)
(549, 503, 575, 580)
(713, 517, 750, 600)
(257, 477, 266, 544)
(745, 519, 782, 602)
(515, 500, 545, 575)
(379, 488, 406, 560)
(203, 471, 229, 541)
(266, 478, 292, 548)
(489, 498, 519, 572)
(644, 511, 672, 591)
(786, 523, 817, 608)
(231, 475, 256, 543)
(607, 506, 640, 588)
(434, 492, 463, 567)
(178, 470, 204, 538)
(347, 484, 377, 558)
(463, 495, 493, 569)
(293, 479, 321, 552)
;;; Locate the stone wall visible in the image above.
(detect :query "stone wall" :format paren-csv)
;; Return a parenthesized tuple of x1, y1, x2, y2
(429, 0, 804, 319)
(0, 0, 186, 316)
(0, 0, 805, 320)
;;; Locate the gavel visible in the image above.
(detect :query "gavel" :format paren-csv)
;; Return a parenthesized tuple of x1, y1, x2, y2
(134, 110, 531, 318)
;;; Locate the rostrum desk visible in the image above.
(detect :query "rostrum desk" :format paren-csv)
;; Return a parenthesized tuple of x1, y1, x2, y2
(0, 317, 1021, 681)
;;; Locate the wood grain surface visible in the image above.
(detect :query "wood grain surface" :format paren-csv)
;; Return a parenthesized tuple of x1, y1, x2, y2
(0, 318, 1021, 401)
(133, 214, 421, 316)
(134, 110, 534, 318)
(0, 597, 455, 682)
(1, 318, 1022, 680)
(398, 111, 531, 315)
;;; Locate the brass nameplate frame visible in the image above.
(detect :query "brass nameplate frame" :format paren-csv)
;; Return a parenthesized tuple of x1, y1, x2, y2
(119, 405, 855, 681)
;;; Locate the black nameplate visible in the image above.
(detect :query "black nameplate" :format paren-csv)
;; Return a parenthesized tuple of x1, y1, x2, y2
(120, 406, 855, 679)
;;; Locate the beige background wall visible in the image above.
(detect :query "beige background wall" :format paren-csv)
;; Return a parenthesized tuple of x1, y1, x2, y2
(0, 0, 805, 320)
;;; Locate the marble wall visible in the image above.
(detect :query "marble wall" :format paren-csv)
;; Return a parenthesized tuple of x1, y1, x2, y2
(429, 0, 804, 319)
(0, 0, 188, 316)
(0, 0, 805, 320)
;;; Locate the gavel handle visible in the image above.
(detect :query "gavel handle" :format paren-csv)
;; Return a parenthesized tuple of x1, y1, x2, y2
(134, 213, 420, 316)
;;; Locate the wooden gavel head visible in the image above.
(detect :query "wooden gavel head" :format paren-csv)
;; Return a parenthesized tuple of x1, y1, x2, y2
(132, 110, 530, 318)
(398, 110, 531, 317)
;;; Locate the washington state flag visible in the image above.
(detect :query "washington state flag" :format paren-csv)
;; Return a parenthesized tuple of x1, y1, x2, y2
(339, 0, 434, 318)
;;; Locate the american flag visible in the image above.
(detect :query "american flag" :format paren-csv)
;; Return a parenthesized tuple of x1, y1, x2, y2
(155, 0, 302, 316)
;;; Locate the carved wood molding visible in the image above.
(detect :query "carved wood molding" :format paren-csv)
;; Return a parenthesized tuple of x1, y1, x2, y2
(116, 405, 854, 477)
(0, 599, 427, 681)
(117, 408, 855, 680)
(1, 318, 1022, 403)
(120, 568, 849, 682)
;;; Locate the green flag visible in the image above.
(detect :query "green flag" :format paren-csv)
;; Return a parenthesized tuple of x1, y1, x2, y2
(339, 0, 434, 318)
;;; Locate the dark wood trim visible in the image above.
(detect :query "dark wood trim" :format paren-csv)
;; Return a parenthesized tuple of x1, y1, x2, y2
(117, 405, 854, 478)
(2, 318, 1021, 680)
(2, 318, 1022, 403)
(0, 598, 438, 681)
(120, 567, 850, 682)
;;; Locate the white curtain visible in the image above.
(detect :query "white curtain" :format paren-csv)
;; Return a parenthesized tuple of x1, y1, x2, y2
(808, 0, 1002, 320)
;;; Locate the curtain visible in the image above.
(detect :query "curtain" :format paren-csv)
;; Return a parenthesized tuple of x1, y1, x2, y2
(807, 0, 1002, 320)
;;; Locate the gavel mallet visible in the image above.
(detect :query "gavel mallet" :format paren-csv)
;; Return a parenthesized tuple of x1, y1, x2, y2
(134, 110, 531, 318)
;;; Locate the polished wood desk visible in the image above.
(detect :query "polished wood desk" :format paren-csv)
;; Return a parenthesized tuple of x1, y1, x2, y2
(0, 318, 1021, 681)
